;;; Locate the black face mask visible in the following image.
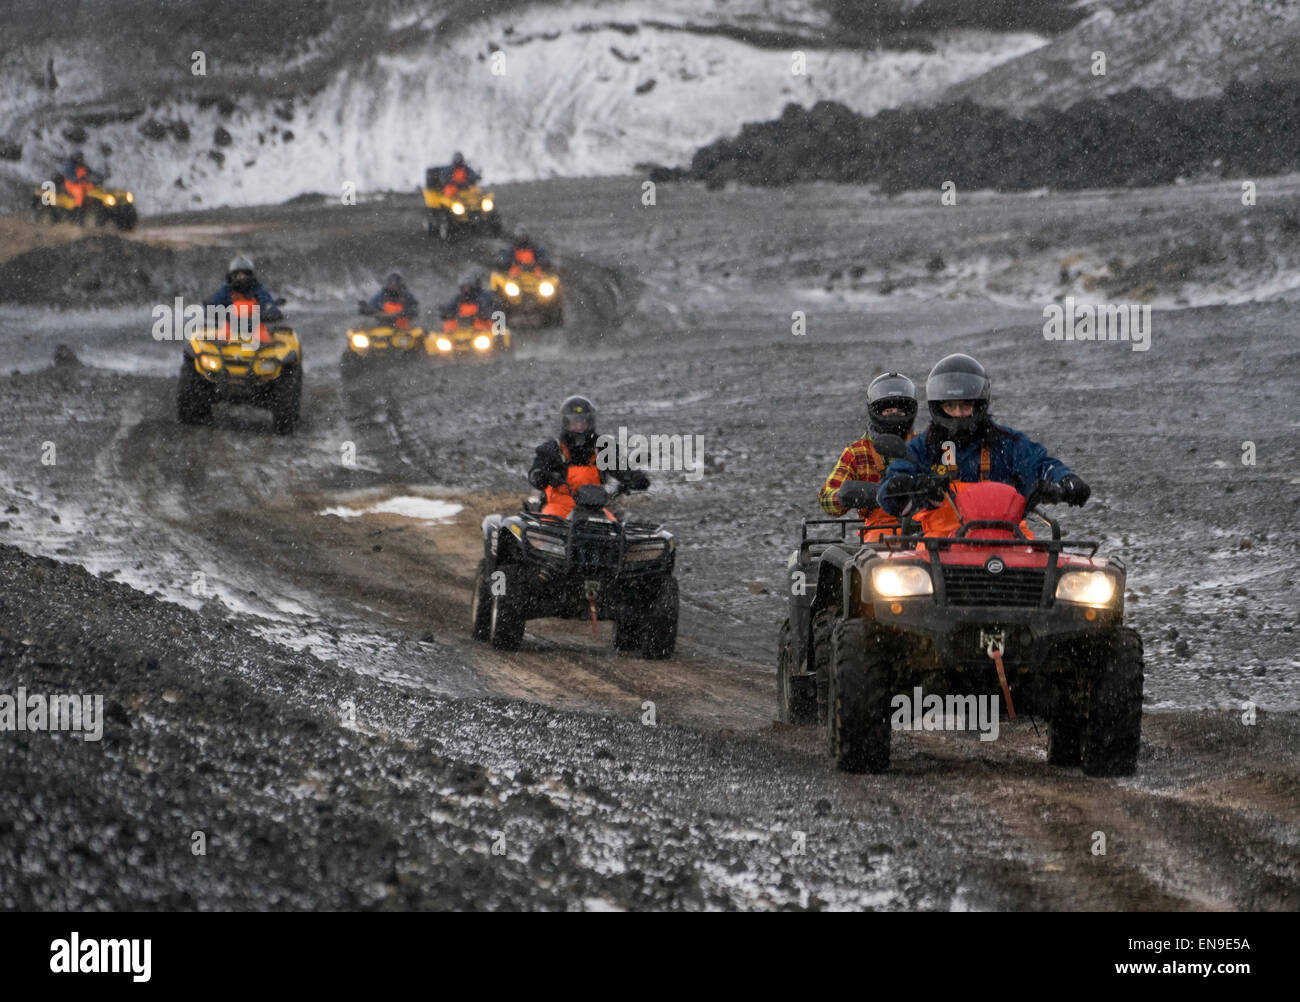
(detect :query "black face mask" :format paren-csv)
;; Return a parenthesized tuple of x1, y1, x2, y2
(230, 273, 256, 295)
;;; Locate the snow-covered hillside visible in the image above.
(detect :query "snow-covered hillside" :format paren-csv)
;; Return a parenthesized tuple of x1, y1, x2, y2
(0, 0, 1046, 211)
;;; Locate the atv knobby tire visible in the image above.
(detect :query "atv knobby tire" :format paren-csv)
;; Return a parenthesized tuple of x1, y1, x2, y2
(827, 617, 892, 773)
(812, 609, 834, 725)
(269, 364, 302, 435)
(1047, 685, 1084, 766)
(470, 559, 493, 642)
(1081, 627, 1144, 776)
(777, 618, 818, 725)
(176, 361, 214, 425)
(639, 578, 678, 659)
(489, 563, 527, 651)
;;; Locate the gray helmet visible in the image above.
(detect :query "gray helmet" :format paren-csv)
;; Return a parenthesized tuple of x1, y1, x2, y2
(383, 271, 404, 291)
(452, 151, 465, 166)
(925, 353, 991, 446)
(458, 273, 478, 292)
(227, 255, 255, 277)
(866, 371, 917, 439)
(513, 225, 529, 243)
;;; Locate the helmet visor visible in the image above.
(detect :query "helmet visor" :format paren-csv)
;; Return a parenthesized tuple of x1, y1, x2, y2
(563, 413, 592, 435)
(927, 370, 988, 403)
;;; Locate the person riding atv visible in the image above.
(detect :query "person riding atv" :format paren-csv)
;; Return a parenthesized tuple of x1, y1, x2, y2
(470, 394, 676, 657)
(439, 274, 495, 326)
(877, 353, 1089, 531)
(433, 151, 481, 196)
(61, 150, 98, 209)
(529, 396, 650, 518)
(495, 228, 551, 270)
(361, 271, 419, 325)
(207, 255, 283, 333)
(779, 371, 919, 725)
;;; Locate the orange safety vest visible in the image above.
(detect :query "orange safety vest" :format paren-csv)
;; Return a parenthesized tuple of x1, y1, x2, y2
(542, 441, 603, 518)
(220, 293, 269, 344)
(451, 166, 468, 185)
(381, 299, 410, 329)
(913, 443, 1032, 539)
(65, 166, 91, 207)
(514, 247, 535, 266)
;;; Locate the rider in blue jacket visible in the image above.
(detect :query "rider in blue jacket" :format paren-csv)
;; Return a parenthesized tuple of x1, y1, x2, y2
(878, 353, 1090, 517)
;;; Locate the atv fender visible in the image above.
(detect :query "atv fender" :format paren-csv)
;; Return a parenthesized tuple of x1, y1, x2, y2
(482, 514, 505, 562)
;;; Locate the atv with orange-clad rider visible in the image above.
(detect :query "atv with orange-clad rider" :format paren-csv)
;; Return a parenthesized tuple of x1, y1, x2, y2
(420, 151, 500, 240)
(426, 274, 511, 356)
(32, 150, 138, 230)
(344, 272, 426, 365)
(489, 227, 563, 327)
(470, 396, 678, 658)
(178, 256, 301, 433)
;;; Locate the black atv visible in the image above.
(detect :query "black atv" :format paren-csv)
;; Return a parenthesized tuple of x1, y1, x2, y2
(471, 481, 678, 658)
(778, 434, 1143, 776)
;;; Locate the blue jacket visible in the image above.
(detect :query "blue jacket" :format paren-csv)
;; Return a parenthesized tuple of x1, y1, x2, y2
(878, 423, 1072, 516)
(438, 164, 481, 187)
(366, 289, 419, 318)
(207, 282, 282, 321)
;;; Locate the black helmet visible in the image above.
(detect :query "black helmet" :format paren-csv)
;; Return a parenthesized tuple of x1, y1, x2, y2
(559, 395, 596, 450)
(452, 151, 465, 166)
(226, 254, 256, 294)
(866, 371, 917, 439)
(925, 353, 991, 446)
(457, 273, 476, 293)
(383, 271, 404, 292)
(513, 225, 529, 245)
(70, 150, 86, 165)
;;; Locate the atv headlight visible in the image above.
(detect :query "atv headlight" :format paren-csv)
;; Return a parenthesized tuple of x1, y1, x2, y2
(626, 541, 667, 563)
(870, 563, 933, 599)
(104, 195, 116, 206)
(481, 197, 494, 212)
(1055, 570, 1117, 607)
(199, 354, 222, 372)
(473, 334, 491, 351)
(527, 534, 565, 556)
(125, 192, 134, 203)
(452, 202, 465, 215)
(504, 281, 520, 297)
(435, 337, 453, 352)
(253, 359, 280, 376)
(538, 281, 555, 297)
(350, 332, 370, 349)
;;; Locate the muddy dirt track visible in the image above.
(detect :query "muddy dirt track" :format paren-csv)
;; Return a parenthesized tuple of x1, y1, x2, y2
(0, 177, 1297, 910)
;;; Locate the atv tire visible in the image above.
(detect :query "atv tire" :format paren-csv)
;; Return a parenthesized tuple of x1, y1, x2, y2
(1081, 627, 1144, 776)
(489, 564, 527, 651)
(639, 578, 678, 659)
(116, 205, 138, 231)
(470, 559, 494, 642)
(1047, 690, 1084, 766)
(494, 333, 511, 355)
(612, 607, 641, 652)
(269, 364, 302, 435)
(827, 617, 891, 773)
(176, 361, 214, 425)
(811, 609, 834, 724)
(777, 618, 817, 725)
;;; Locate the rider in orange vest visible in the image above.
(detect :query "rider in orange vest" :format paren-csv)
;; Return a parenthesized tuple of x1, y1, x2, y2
(439, 274, 495, 331)
(496, 227, 552, 274)
(819, 372, 918, 541)
(61, 150, 96, 209)
(361, 272, 419, 329)
(439, 151, 481, 197)
(205, 255, 283, 343)
(527, 396, 650, 518)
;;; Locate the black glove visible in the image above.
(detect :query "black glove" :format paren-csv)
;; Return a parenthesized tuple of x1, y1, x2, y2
(880, 474, 915, 501)
(624, 470, 650, 491)
(1058, 474, 1091, 507)
(913, 473, 949, 508)
(547, 470, 567, 488)
(837, 480, 877, 510)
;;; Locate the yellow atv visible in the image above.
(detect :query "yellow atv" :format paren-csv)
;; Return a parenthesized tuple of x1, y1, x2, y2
(343, 301, 426, 369)
(32, 173, 138, 230)
(489, 265, 563, 327)
(426, 315, 512, 358)
(177, 301, 302, 433)
(421, 172, 501, 241)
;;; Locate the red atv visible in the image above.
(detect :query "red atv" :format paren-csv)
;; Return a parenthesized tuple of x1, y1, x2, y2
(779, 435, 1143, 775)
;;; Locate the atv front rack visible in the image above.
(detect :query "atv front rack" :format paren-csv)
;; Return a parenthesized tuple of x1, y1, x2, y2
(521, 512, 671, 575)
